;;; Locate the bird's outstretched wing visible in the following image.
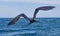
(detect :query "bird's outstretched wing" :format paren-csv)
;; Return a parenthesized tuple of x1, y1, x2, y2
(36, 6, 55, 10)
(8, 13, 30, 25)
(32, 6, 55, 20)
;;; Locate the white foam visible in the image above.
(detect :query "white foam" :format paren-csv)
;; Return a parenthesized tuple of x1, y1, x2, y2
(0, 31, 36, 36)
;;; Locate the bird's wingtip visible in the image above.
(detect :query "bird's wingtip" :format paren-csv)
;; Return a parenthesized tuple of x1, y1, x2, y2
(51, 6, 55, 8)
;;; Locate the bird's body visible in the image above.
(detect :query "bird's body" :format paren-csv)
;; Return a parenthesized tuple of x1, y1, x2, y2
(8, 6, 55, 25)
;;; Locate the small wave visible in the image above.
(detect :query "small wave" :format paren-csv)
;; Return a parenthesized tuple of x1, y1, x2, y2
(0, 28, 37, 30)
(0, 31, 36, 36)
(0, 28, 23, 30)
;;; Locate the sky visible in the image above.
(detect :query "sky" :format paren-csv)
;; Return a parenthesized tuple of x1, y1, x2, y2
(0, 0, 60, 18)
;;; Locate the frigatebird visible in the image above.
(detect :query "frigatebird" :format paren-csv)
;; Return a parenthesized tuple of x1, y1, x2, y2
(8, 6, 55, 25)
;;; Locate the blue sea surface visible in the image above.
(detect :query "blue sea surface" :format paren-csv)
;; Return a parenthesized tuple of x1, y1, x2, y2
(0, 18, 60, 36)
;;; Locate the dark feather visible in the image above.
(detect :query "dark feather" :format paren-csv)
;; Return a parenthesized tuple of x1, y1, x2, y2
(8, 13, 30, 25)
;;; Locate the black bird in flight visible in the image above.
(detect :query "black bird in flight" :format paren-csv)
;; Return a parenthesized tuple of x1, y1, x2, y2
(8, 6, 55, 25)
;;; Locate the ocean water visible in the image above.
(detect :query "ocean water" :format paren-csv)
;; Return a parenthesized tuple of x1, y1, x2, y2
(0, 18, 60, 36)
